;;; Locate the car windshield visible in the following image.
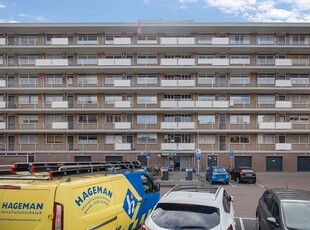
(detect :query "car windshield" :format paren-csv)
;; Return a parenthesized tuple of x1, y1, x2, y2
(282, 201, 310, 229)
(151, 203, 220, 229)
(241, 169, 254, 173)
(214, 168, 226, 173)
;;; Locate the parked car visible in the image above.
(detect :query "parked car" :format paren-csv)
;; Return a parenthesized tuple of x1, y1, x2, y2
(230, 166, 256, 183)
(142, 185, 236, 230)
(206, 166, 230, 184)
(256, 188, 310, 230)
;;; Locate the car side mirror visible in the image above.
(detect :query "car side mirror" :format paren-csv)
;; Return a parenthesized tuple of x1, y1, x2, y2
(229, 196, 234, 202)
(267, 217, 279, 226)
(155, 182, 160, 192)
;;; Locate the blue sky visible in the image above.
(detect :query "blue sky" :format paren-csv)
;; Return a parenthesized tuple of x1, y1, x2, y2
(1, 0, 310, 23)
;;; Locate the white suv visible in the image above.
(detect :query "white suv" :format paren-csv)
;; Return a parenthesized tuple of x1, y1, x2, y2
(142, 185, 235, 230)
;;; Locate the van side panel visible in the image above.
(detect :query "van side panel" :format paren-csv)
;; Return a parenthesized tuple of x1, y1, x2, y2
(0, 181, 57, 230)
(55, 175, 119, 230)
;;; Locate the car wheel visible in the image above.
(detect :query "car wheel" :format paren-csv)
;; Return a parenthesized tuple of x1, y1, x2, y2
(225, 181, 229, 185)
(256, 214, 261, 230)
(210, 179, 213, 184)
(236, 177, 240, 183)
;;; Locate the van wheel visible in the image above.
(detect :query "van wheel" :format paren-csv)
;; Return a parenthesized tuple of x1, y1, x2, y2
(236, 177, 240, 183)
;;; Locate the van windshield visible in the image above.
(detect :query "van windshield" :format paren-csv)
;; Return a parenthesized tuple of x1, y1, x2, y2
(282, 201, 310, 229)
(151, 203, 220, 229)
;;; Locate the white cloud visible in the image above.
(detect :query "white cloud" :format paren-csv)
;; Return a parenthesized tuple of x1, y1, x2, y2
(179, 0, 198, 3)
(19, 13, 46, 22)
(0, 4, 6, 8)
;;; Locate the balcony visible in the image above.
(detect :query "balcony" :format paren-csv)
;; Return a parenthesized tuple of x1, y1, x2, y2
(160, 58, 195, 66)
(114, 101, 131, 108)
(0, 80, 5, 87)
(115, 143, 131, 150)
(0, 38, 5, 45)
(161, 101, 178, 108)
(52, 122, 68, 129)
(98, 59, 132, 66)
(276, 143, 292, 151)
(275, 122, 292, 129)
(35, 59, 68, 66)
(114, 122, 131, 129)
(51, 101, 68, 108)
(0, 101, 5, 109)
(0, 122, 5, 129)
(212, 101, 230, 108)
(275, 101, 292, 108)
(160, 122, 195, 129)
(161, 143, 195, 151)
(275, 59, 292, 66)
(160, 37, 195, 45)
(51, 38, 68, 45)
(258, 122, 292, 129)
(113, 80, 131, 87)
(212, 37, 229, 45)
(195, 101, 213, 108)
(275, 80, 292, 87)
(114, 37, 131, 45)
(160, 80, 195, 87)
(211, 59, 230, 66)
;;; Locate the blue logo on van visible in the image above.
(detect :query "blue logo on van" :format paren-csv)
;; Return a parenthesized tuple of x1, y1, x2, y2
(123, 189, 138, 219)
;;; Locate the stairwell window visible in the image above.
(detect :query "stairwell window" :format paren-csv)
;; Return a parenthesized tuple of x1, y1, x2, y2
(19, 134, 38, 144)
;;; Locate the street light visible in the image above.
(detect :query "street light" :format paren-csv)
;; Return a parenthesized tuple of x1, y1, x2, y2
(197, 120, 200, 175)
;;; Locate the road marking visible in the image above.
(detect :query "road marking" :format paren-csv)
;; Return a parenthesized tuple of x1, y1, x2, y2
(256, 183, 265, 188)
(230, 182, 236, 187)
(239, 218, 245, 230)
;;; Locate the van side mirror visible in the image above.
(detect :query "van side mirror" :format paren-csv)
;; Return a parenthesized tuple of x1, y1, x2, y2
(155, 182, 160, 192)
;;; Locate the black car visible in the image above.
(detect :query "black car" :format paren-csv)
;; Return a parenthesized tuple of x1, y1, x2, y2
(256, 188, 310, 230)
(230, 166, 256, 183)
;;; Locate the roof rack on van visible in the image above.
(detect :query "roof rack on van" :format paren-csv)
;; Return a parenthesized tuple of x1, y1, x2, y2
(0, 161, 144, 180)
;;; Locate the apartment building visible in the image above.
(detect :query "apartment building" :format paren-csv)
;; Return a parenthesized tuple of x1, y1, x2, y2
(1, 21, 310, 172)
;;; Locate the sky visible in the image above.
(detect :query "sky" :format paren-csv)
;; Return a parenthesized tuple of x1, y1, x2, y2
(1, 0, 310, 23)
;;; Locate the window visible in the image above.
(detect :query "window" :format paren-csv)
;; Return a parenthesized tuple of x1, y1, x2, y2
(105, 134, 122, 144)
(46, 54, 62, 59)
(258, 134, 275, 144)
(105, 94, 122, 104)
(77, 95, 97, 104)
(258, 115, 276, 123)
(0, 55, 3, 65)
(290, 134, 308, 144)
(198, 54, 214, 64)
(197, 94, 215, 101)
(77, 55, 97, 65)
(230, 55, 250, 65)
(0, 134, 3, 144)
(222, 190, 231, 213)
(230, 75, 250, 84)
(258, 95, 275, 104)
(19, 135, 38, 144)
(18, 95, 38, 104)
(105, 74, 122, 84)
(137, 34, 157, 44)
(141, 174, 155, 193)
(45, 114, 63, 124)
(291, 94, 308, 104)
(137, 95, 157, 104)
(164, 114, 191, 122)
(19, 115, 38, 124)
(230, 115, 250, 124)
(19, 75, 38, 85)
(257, 55, 275, 65)
(137, 74, 157, 84)
(106, 115, 121, 123)
(45, 34, 63, 45)
(289, 115, 309, 123)
(198, 115, 215, 124)
(77, 75, 98, 85)
(78, 34, 98, 45)
(18, 35, 38, 45)
(78, 135, 97, 144)
(138, 134, 157, 144)
(164, 94, 191, 101)
(137, 115, 157, 124)
(257, 35, 275, 45)
(197, 34, 213, 44)
(19, 55, 37, 65)
(230, 95, 250, 104)
(257, 74, 275, 85)
(46, 75, 63, 84)
(230, 34, 250, 45)
(137, 54, 157, 65)
(78, 114, 97, 124)
(198, 75, 215, 84)
(290, 74, 309, 84)
(46, 95, 63, 104)
(199, 134, 215, 144)
(290, 35, 309, 45)
(165, 74, 191, 80)
(231, 135, 250, 143)
(46, 134, 63, 144)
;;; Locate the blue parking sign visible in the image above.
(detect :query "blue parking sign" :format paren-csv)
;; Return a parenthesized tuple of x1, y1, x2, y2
(146, 151, 150, 159)
(229, 150, 234, 158)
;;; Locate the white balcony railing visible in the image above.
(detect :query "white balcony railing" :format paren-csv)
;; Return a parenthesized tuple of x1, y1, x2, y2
(51, 38, 68, 45)
(160, 80, 195, 87)
(275, 122, 292, 129)
(0, 38, 5, 46)
(35, 59, 68, 66)
(161, 122, 195, 129)
(259, 122, 275, 129)
(51, 101, 68, 108)
(212, 59, 230, 66)
(114, 122, 131, 129)
(160, 37, 195, 45)
(114, 80, 131, 87)
(114, 143, 131, 150)
(275, 101, 292, 108)
(0, 101, 5, 109)
(275, 80, 292, 87)
(160, 101, 178, 108)
(178, 101, 195, 108)
(212, 101, 230, 108)
(212, 37, 229, 45)
(0, 122, 5, 129)
(114, 37, 131, 45)
(114, 101, 131, 108)
(97, 59, 131, 66)
(275, 59, 292, 66)
(160, 58, 195, 66)
(195, 101, 213, 108)
(276, 143, 292, 151)
(0, 80, 6, 87)
(52, 122, 68, 129)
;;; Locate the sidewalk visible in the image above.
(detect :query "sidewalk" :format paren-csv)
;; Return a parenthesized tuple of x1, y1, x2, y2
(154, 171, 206, 187)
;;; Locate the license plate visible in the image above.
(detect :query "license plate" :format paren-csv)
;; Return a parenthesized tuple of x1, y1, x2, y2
(245, 174, 251, 176)
(218, 178, 224, 181)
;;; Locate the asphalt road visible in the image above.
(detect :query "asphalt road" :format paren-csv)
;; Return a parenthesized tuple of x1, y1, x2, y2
(159, 172, 310, 230)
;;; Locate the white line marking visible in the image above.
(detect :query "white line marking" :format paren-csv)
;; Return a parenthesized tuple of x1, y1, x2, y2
(256, 183, 265, 188)
(239, 218, 245, 230)
(235, 217, 256, 220)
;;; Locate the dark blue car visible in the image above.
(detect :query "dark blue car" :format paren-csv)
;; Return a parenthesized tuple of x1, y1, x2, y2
(206, 166, 230, 185)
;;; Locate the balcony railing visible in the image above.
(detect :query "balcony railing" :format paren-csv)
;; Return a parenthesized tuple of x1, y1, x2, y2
(98, 59, 132, 66)
(114, 122, 131, 129)
(114, 143, 131, 150)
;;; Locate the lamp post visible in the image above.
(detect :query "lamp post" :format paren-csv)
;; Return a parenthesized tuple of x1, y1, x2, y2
(197, 120, 200, 175)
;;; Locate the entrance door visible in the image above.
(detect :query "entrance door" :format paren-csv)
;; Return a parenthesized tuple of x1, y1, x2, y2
(67, 115, 73, 129)
(67, 136, 73, 151)
(126, 134, 133, 150)
(219, 135, 226, 151)
(8, 136, 14, 150)
(207, 155, 218, 168)
(266, 156, 282, 171)
(8, 116, 15, 130)
(8, 95, 15, 108)
(174, 156, 180, 171)
(219, 75, 227, 87)
(235, 156, 252, 168)
(219, 114, 226, 129)
(67, 95, 74, 108)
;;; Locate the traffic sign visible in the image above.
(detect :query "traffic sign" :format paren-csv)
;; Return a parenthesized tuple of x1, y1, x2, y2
(229, 150, 234, 158)
(196, 149, 201, 161)
(146, 151, 150, 159)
